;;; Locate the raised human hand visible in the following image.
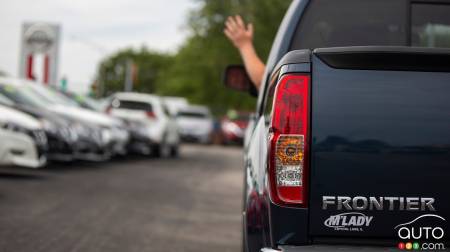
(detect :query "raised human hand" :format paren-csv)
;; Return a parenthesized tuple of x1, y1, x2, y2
(224, 15, 254, 50)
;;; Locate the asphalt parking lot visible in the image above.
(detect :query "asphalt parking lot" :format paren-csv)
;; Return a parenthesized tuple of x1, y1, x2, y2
(0, 144, 243, 252)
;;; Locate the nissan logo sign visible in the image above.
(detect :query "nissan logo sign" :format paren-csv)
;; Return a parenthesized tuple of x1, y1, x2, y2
(24, 23, 55, 53)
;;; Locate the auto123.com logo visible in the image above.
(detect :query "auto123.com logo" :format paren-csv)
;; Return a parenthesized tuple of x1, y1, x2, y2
(395, 214, 446, 250)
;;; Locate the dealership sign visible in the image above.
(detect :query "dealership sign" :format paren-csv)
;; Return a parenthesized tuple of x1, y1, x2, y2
(24, 24, 56, 53)
(19, 22, 60, 85)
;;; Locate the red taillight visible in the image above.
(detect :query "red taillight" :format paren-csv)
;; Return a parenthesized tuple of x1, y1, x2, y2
(269, 74, 310, 206)
(146, 111, 156, 118)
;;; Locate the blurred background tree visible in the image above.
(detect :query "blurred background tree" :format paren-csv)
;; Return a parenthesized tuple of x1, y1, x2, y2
(97, 47, 173, 96)
(97, 0, 291, 114)
(0, 69, 8, 77)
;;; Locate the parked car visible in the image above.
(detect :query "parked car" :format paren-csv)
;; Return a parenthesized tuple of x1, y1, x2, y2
(219, 111, 250, 145)
(0, 78, 116, 161)
(224, 0, 450, 251)
(0, 89, 78, 161)
(106, 92, 179, 157)
(0, 92, 13, 106)
(25, 82, 129, 157)
(60, 91, 105, 112)
(60, 91, 156, 158)
(176, 105, 213, 144)
(163, 96, 189, 116)
(0, 104, 47, 168)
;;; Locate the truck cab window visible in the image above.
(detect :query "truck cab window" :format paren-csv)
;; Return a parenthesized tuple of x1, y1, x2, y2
(290, 0, 407, 50)
(412, 3, 450, 48)
(263, 78, 278, 125)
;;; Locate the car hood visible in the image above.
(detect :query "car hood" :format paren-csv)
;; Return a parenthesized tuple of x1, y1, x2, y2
(0, 105, 41, 130)
(49, 105, 119, 127)
(17, 105, 72, 127)
(176, 117, 213, 130)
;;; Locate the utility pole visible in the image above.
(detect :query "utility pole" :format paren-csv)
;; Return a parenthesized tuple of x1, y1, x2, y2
(97, 65, 105, 98)
(124, 59, 133, 92)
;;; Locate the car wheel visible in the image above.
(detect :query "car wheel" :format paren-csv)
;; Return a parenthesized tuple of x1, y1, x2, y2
(160, 142, 171, 158)
(152, 142, 170, 158)
(151, 144, 161, 157)
(170, 144, 179, 157)
(152, 132, 171, 158)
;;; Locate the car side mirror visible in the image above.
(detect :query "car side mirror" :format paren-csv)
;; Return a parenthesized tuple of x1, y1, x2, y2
(223, 65, 255, 95)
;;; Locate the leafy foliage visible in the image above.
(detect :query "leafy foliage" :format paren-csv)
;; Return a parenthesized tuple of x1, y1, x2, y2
(98, 0, 291, 114)
(98, 47, 173, 96)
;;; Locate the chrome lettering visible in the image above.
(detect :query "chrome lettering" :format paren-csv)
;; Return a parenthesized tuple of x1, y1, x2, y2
(322, 196, 436, 211)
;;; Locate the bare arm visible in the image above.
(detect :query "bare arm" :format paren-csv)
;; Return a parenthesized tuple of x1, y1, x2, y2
(224, 15, 265, 90)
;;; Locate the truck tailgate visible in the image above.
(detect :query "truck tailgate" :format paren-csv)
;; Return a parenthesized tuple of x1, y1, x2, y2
(308, 47, 450, 242)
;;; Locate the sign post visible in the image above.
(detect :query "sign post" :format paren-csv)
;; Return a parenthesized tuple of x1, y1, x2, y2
(19, 22, 60, 85)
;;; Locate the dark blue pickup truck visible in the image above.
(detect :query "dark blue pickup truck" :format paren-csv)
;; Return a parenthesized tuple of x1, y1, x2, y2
(224, 0, 450, 251)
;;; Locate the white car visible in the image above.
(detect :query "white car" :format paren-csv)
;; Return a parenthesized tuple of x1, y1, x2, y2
(0, 105, 47, 168)
(176, 105, 213, 144)
(0, 79, 129, 161)
(107, 92, 179, 157)
(163, 96, 189, 116)
(1, 78, 130, 159)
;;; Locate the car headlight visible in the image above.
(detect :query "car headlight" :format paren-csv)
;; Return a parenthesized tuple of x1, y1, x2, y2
(88, 127, 102, 145)
(112, 126, 129, 141)
(63, 126, 79, 143)
(101, 128, 112, 144)
(58, 126, 69, 138)
(40, 119, 58, 135)
(2, 121, 28, 133)
(1, 122, 47, 146)
(72, 122, 104, 145)
(41, 119, 77, 142)
(72, 122, 90, 138)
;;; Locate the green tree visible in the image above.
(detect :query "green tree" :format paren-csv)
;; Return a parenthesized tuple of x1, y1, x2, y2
(156, 0, 291, 114)
(98, 47, 173, 96)
(96, 0, 291, 114)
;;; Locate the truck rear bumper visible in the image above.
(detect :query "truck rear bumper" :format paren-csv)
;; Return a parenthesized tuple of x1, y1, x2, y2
(263, 245, 399, 252)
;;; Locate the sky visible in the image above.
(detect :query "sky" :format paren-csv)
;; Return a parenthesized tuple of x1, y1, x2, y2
(0, 0, 197, 93)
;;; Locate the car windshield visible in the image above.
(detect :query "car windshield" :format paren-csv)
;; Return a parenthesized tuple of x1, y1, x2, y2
(73, 94, 104, 111)
(114, 99, 153, 111)
(0, 84, 53, 108)
(177, 111, 208, 118)
(28, 85, 80, 107)
(0, 93, 14, 106)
